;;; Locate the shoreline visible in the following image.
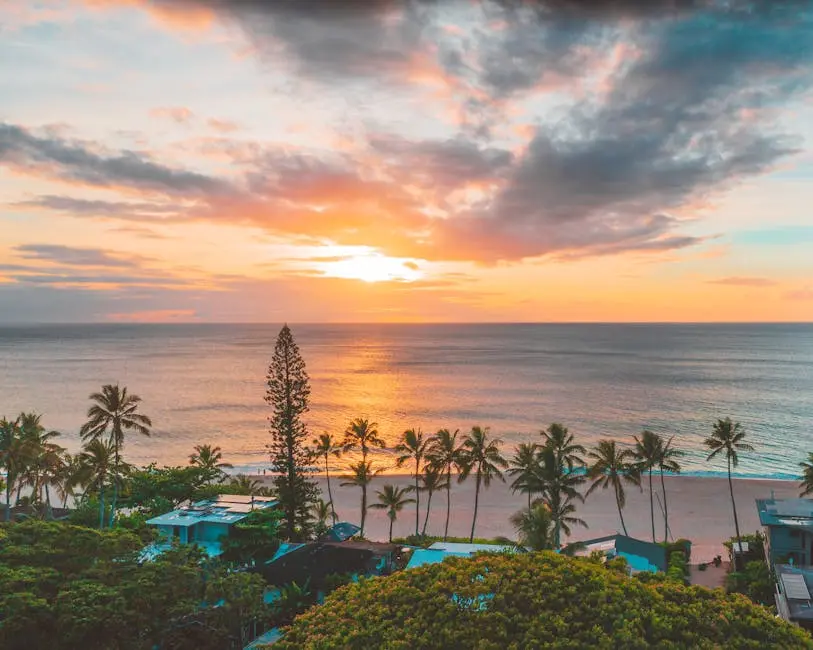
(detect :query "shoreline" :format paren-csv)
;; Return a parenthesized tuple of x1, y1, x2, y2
(248, 473, 799, 562)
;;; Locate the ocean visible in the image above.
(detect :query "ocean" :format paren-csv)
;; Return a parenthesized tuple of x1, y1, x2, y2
(1, 323, 811, 480)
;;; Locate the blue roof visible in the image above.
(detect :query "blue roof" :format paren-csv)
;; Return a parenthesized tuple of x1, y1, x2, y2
(322, 522, 361, 542)
(406, 548, 470, 569)
(406, 542, 517, 570)
(146, 494, 277, 527)
(269, 543, 305, 563)
(565, 534, 668, 573)
(428, 542, 515, 554)
(757, 498, 813, 530)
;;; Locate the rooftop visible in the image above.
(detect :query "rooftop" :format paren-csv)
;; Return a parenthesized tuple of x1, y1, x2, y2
(757, 498, 813, 530)
(146, 494, 277, 527)
(564, 534, 668, 573)
(775, 564, 813, 622)
(406, 542, 517, 570)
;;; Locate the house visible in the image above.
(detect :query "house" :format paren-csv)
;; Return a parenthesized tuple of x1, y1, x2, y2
(405, 541, 517, 569)
(563, 534, 668, 574)
(774, 564, 813, 630)
(143, 494, 278, 559)
(252, 539, 403, 590)
(757, 498, 813, 566)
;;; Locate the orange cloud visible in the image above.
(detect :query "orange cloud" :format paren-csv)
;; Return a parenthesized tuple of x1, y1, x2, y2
(150, 106, 195, 124)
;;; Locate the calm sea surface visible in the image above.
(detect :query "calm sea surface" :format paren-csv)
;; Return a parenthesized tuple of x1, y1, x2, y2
(0, 323, 811, 479)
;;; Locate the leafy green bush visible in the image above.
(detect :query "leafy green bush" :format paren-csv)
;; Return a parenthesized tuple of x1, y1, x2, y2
(273, 552, 812, 649)
(727, 560, 775, 607)
(667, 550, 690, 585)
(0, 519, 272, 650)
(724, 532, 766, 564)
(660, 538, 692, 563)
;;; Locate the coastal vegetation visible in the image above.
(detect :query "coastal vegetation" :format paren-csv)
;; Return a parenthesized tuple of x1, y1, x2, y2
(273, 552, 812, 649)
(1, 324, 799, 648)
(705, 418, 755, 551)
(265, 324, 319, 541)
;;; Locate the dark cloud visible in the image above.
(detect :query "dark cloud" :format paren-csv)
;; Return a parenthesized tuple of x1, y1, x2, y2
(707, 276, 779, 287)
(14, 195, 181, 222)
(13, 244, 152, 269)
(0, 123, 230, 196)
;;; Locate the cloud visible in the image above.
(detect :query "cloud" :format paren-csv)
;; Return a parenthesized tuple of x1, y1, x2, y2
(0, 123, 231, 196)
(8, 0, 813, 264)
(149, 106, 195, 124)
(14, 195, 182, 222)
(13, 244, 153, 268)
(786, 286, 813, 301)
(207, 118, 240, 133)
(707, 276, 779, 287)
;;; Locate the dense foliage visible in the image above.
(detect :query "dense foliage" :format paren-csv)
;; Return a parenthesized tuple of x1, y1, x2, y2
(266, 324, 319, 540)
(274, 552, 812, 649)
(0, 520, 272, 650)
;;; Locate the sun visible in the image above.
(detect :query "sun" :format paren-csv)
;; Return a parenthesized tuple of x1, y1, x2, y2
(322, 253, 422, 283)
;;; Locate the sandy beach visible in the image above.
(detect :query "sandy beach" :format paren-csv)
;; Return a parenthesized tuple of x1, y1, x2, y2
(253, 473, 798, 562)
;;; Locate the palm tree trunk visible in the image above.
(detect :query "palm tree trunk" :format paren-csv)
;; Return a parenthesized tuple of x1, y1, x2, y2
(414, 459, 420, 537)
(527, 490, 531, 509)
(470, 471, 481, 543)
(360, 484, 367, 537)
(45, 484, 52, 520)
(728, 455, 742, 554)
(615, 483, 629, 536)
(660, 468, 669, 543)
(4, 478, 11, 522)
(111, 439, 119, 529)
(389, 515, 394, 543)
(444, 467, 452, 541)
(325, 457, 337, 525)
(648, 468, 655, 543)
(422, 490, 433, 536)
(99, 484, 106, 530)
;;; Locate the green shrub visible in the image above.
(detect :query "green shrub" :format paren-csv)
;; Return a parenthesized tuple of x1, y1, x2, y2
(274, 552, 812, 649)
(727, 560, 775, 607)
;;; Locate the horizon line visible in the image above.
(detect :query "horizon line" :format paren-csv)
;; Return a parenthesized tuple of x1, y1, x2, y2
(1, 320, 812, 327)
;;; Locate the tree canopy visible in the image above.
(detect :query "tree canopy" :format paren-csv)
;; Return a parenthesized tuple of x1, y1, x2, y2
(274, 552, 812, 650)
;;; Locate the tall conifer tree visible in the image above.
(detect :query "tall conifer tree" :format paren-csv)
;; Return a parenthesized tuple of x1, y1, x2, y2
(266, 325, 318, 540)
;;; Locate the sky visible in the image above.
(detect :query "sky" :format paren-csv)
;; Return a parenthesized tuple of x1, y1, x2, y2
(1, 0, 812, 323)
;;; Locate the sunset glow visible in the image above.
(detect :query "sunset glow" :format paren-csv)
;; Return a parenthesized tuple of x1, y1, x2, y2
(1, 1, 812, 323)
(321, 254, 423, 284)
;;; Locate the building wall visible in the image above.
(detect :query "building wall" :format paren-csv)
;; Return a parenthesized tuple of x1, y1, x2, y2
(768, 526, 811, 565)
(197, 522, 231, 542)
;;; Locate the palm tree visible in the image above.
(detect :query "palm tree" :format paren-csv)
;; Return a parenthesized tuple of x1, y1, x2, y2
(508, 442, 541, 509)
(340, 461, 383, 537)
(459, 426, 508, 542)
(55, 452, 84, 510)
(658, 435, 683, 543)
(705, 418, 754, 551)
(189, 444, 232, 483)
(80, 384, 151, 527)
(0, 417, 23, 521)
(370, 484, 415, 542)
(312, 433, 342, 525)
(395, 428, 428, 537)
(510, 502, 556, 551)
(633, 430, 663, 543)
(311, 498, 331, 532)
(419, 464, 448, 536)
(18, 414, 63, 514)
(78, 438, 116, 529)
(228, 474, 264, 496)
(343, 418, 386, 461)
(543, 491, 587, 542)
(586, 440, 641, 537)
(536, 444, 585, 547)
(426, 428, 464, 541)
(541, 423, 586, 470)
(800, 452, 813, 497)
